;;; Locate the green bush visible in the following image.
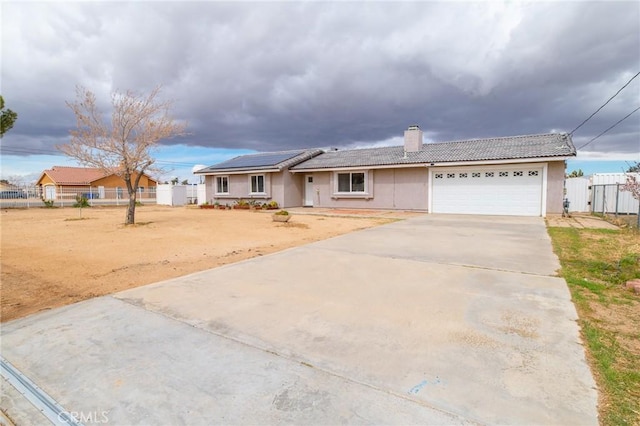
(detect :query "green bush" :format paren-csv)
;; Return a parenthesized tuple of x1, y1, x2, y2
(73, 196, 90, 208)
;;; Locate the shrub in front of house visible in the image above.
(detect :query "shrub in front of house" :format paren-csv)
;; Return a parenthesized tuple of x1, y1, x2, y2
(73, 196, 90, 208)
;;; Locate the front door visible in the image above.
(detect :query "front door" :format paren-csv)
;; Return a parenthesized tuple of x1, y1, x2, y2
(44, 185, 56, 200)
(304, 175, 314, 207)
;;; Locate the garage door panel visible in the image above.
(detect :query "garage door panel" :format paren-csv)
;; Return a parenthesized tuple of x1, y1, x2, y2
(431, 167, 543, 216)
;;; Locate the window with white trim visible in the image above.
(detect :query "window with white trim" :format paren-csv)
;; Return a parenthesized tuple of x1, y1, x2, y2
(250, 175, 265, 194)
(215, 176, 229, 194)
(336, 172, 366, 193)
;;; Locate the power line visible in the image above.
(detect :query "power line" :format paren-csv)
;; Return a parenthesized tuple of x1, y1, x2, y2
(570, 71, 640, 136)
(0, 146, 204, 167)
(1, 147, 59, 156)
(577, 105, 640, 150)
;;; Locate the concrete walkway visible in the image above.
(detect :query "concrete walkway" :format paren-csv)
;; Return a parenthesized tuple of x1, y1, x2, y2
(1, 215, 598, 425)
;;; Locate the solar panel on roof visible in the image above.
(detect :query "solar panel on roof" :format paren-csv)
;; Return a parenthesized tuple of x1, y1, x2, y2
(211, 150, 306, 169)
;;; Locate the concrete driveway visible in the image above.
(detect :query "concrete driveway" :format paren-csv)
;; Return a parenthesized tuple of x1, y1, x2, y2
(1, 215, 597, 425)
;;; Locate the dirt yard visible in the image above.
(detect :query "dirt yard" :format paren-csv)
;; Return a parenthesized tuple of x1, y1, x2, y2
(1, 206, 396, 322)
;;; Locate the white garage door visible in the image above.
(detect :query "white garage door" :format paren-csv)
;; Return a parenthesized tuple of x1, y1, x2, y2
(431, 166, 544, 216)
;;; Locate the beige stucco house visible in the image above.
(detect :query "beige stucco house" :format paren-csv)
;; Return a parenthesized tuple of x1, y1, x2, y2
(195, 150, 323, 208)
(195, 126, 576, 216)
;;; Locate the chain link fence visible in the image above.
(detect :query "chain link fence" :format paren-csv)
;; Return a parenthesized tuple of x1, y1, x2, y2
(591, 183, 640, 228)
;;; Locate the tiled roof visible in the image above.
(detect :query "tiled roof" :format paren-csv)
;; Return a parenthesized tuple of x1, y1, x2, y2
(41, 166, 109, 185)
(291, 133, 576, 170)
(196, 149, 324, 173)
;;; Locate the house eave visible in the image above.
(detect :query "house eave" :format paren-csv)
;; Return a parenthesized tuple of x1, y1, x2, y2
(291, 155, 573, 173)
(428, 156, 574, 167)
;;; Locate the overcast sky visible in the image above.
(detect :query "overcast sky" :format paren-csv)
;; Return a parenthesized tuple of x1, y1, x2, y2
(2, 1, 639, 181)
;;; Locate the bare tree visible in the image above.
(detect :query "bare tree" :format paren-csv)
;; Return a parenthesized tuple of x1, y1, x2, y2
(60, 86, 187, 224)
(6, 175, 32, 188)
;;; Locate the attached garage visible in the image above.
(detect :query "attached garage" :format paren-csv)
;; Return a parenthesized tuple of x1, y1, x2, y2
(430, 164, 545, 216)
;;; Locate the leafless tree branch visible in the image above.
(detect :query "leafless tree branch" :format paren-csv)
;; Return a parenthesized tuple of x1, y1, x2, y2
(59, 86, 188, 224)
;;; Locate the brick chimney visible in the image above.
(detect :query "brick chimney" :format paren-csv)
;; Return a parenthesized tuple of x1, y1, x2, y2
(404, 125, 423, 152)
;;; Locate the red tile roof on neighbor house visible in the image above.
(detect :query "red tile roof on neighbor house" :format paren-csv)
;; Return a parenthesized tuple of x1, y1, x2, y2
(39, 166, 110, 185)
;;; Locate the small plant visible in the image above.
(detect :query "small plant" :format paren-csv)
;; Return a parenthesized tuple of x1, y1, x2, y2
(214, 201, 220, 206)
(43, 199, 55, 208)
(234, 199, 250, 209)
(200, 200, 218, 209)
(73, 196, 91, 208)
(267, 201, 279, 209)
(272, 209, 291, 222)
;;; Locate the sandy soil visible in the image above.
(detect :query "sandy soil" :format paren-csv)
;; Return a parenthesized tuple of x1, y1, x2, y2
(1, 205, 393, 322)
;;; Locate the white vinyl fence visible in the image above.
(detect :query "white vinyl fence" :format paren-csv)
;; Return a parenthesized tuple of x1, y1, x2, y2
(564, 173, 639, 216)
(0, 186, 156, 208)
(156, 184, 187, 206)
(155, 184, 201, 206)
(564, 177, 590, 212)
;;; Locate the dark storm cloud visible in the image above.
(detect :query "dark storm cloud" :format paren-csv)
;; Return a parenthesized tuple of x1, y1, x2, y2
(2, 1, 639, 159)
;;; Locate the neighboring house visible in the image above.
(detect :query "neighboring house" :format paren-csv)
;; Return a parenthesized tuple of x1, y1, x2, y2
(36, 166, 157, 200)
(196, 126, 576, 216)
(0, 181, 20, 191)
(0, 181, 26, 199)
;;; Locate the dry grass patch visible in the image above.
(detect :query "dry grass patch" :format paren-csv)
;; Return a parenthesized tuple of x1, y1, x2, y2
(548, 227, 640, 425)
